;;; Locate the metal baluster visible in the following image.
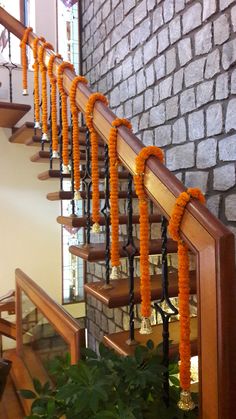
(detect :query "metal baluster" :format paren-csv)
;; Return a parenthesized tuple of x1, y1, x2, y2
(81, 128, 92, 245)
(49, 85, 53, 170)
(101, 144, 111, 289)
(58, 97, 63, 191)
(124, 174, 137, 345)
(70, 114, 76, 216)
(2, 30, 17, 103)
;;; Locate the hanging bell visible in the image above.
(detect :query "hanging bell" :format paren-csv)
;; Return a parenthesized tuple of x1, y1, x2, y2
(139, 317, 152, 335)
(74, 190, 82, 200)
(92, 222, 101, 233)
(62, 164, 70, 174)
(22, 89, 28, 96)
(34, 121, 41, 129)
(52, 151, 60, 159)
(42, 132, 49, 141)
(110, 266, 121, 280)
(178, 390, 195, 411)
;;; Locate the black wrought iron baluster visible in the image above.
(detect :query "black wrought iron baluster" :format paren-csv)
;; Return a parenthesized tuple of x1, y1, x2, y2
(58, 97, 63, 191)
(49, 85, 53, 170)
(101, 144, 111, 288)
(81, 128, 92, 245)
(124, 174, 137, 345)
(70, 114, 76, 216)
(2, 30, 17, 102)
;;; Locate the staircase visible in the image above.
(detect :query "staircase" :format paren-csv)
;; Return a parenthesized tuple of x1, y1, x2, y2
(0, 6, 236, 419)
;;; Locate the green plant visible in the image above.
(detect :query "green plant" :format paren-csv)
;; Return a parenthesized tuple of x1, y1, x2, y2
(20, 342, 198, 419)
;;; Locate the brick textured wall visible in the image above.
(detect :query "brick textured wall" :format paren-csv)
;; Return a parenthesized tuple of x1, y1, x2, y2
(81, 0, 236, 350)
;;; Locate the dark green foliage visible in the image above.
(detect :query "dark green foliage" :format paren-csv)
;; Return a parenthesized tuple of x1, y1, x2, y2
(20, 342, 198, 419)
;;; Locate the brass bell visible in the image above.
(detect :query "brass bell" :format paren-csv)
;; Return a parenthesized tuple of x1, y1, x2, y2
(42, 132, 49, 141)
(22, 89, 28, 96)
(52, 151, 60, 159)
(74, 190, 82, 200)
(139, 317, 152, 335)
(92, 222, 101, 233)
(110, 266, 121, 280)
(178, 390, 195, 411)
(34, 121, 41, 129)
(62, 164, 70, 174)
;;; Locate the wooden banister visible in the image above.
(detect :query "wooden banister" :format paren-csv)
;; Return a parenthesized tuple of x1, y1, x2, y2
(1, 7, 236, 418)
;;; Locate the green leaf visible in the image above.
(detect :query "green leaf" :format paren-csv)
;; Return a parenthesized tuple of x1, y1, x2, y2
(19, 389, 37, 399)
(146, 340, 154, 350)
(33, 378, 42, 394)
(47, 399, 56, 416)
(169, 375, 180, 386)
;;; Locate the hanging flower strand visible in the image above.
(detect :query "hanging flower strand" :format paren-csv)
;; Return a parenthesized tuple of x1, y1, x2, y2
(69, 76, 88, 199)
(168, 187, 205, 411)
(108, 118, 132, 279)
(48, 53, 62, 158)
(85, 93, 108, 233)
(134, 146, 164, 334)
(32, 36, 45, 129)
(20, 26, 32, 95)
(38, 42, 54, 141)
(57, 62, 75, 173)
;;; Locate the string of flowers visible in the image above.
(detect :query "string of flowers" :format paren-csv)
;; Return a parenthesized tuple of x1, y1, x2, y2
(85, 93, 108, 233)
(38, 42, 54, 141)
(69, 75, 88, 199)
(134, 146, 164, 334)
(108, 118, 132, 279)
(47, 53, 62, 158)
(20, 26, 32, 95)
(168, 187, 205, 411)
(32, 36, 45, 129)
(57, 61, 75, 173)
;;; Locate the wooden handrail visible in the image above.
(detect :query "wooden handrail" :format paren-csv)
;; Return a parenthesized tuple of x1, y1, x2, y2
(1, 7, 236, 418)
(15, 269, 85, 364)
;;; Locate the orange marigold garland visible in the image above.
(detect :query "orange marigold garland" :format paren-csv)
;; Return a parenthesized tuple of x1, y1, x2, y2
(38, 42, 54, 141)
(32, 36, 45, 129)
(134, 146, 164, 334)
(69, 76, 88, 199)
(48, 53, 62, 158)
(168, 187, 205, 411)
(108, 118, 132, 279)
(85, 93, 108, 233)
(20, 26, 32, 95)
(57, 61, 75, 173)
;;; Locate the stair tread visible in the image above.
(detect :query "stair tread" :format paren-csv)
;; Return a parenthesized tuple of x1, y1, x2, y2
(0, 375, 24, 418)
(38, 169, 130, 181)
(103, 317, 198, 357)
(84, 270, 196, 308)
(69, 238, 178, 261)
(9, 122, 40, 144)
(0, 102, 31, 128)
(57, 213, 161, 228)
(47, 190, 137, 200)
(25, 128, 104, 147)
(31, 150, 104, 163)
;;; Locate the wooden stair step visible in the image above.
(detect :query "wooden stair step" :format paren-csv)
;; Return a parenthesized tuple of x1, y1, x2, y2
(58, 213, 161, 228)
(38, 169, 130, 181)
(0, 102, 31, 128)
(0, 318, 16, 339)
(30, 150, 104, 164)
(25, 129, 104, 147)
(84, 270, 196, 308)
(69, 238, 177, 261)
(9, 122, 40, 144)
(103, 317, 198, 357)
(47, 190, 138, 201)
(0, 375, 24, 418)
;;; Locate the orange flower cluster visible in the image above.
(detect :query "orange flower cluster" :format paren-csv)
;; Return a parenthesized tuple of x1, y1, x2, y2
(32, 36, 45, 128)
(47, 53, 62, 157)
(168, 188, 205, 391)
(38, 42, 54, 141)
(57, 62, 75, 172)
(134, 146, 164, 318)
(85, 93, 108, 232)
(108, 118, 132, 269)
(20, 27, 32, 95)
(69, 76, 88, 199)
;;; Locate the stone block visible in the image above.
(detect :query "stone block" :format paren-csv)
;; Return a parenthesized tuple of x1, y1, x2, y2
(158, 27, 169, 53)
(154, 55, 166, 80)
(110, 86, 120, 107)
(159, 76, 172, 100)
(205, 49, 220, 79)
(134, 49, 143, 71)
(137, 69, 147, 94)
(102, 1, 111, 20)
(153, 6, 164, 32)
(143, 130, 154, 145)
(121, 13, 134, 37)
(146, 64, 155, 87)
(195, 23, 212, 55)
(206, 104, 223, 136)
(101, 314, 108, 333)
(180, 88, 195, 115)
(120, 80, 129, 102)
(222, 39, 236, 70)
(165, 96, 178, 120)
(114, 308, 123, 327)
(166, 143, 195, 170)
(185, 58, 205, 87)
(166, 47, 176, 74)
(175, 0, 185, 13)
(134, 0, 147, 24)
(185, 171, 208, 193)
(139, 112, 149, 130)
(178, 38, 192, 66)
(153, 85, 159, 105)
(122, 56, 133, 79)
(144, 37, 157, 64)
(131, 116, 139, 133)
(183, 3, 202, 35)
(150, 103, 165, 126)
(188, 110, 204, 141)
(216, 73, 229, 100)
(203, 0, 216, 20)
(226, 99, 236, 132)
(172, 117, 186, 144)
(169, 16, 181, 44)
(131, 18, 151, 49)
(207, 195, 220, 218)
(155, 125, 172, 146)
(115, 2, 123, 25)
(106, 13, 114, 35)
(196, 80, 214, 107)
(225, 195, 236, 221)
(173, 68, 184, 94)
(232, 5, 236, 31)
(214, 14, 230, 45)
(95, 309, 101, 326)
(219, 134, 236, 161)
(133, 95, 144, 115)
(128, 75, 136, 97)
(197, 138, 217, 169)
(124, 0, 135, 14)
(220, 0, 234, 11)
(108, 319, 116, 334)
(145, 88, 154, 110)
(163, 0, 174, 23)
(213, 164, 236, 190)
(231, 69, 236, 93)
(147, 0, 156, 11)
(124, 100, 132, 118)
